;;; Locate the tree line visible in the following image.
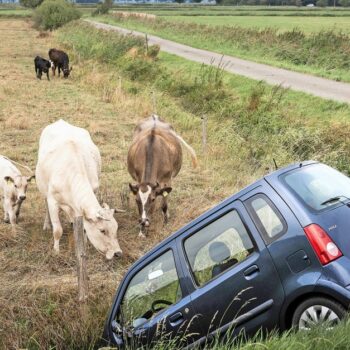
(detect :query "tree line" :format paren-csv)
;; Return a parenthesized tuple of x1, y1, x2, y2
(19, 0, 350, 8)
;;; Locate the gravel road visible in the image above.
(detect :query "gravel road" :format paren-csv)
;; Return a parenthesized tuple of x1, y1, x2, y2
(86, 19, 350, 104)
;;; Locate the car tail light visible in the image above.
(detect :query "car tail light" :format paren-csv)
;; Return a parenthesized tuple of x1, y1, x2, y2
(304, 224, 342, 265)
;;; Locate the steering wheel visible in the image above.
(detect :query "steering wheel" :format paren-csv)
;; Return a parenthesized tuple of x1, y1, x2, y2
(151, 299, 172, 313)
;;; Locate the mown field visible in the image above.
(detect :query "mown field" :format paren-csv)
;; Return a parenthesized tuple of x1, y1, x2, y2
(164, 15, 350, 33)
(0, 7, 32, 17)
(90, 5, 350, 82)
(1, 12, 350, 349)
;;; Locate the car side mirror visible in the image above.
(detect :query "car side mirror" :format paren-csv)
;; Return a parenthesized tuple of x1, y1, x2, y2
(112, 320, 123, 334)
(132, 317, 148, 329)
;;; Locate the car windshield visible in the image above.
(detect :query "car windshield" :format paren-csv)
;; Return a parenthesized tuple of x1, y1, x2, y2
(281, 164, 350, 212)
(120, 250, 182, 328)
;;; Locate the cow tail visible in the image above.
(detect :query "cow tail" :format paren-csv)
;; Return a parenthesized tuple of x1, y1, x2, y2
(171, 131, 198, 168)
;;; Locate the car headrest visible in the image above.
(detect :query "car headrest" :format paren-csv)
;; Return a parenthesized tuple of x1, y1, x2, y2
(209, 241, 231, 263)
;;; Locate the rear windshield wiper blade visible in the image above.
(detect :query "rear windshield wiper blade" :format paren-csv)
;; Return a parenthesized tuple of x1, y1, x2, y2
(321, 196, 342, 206)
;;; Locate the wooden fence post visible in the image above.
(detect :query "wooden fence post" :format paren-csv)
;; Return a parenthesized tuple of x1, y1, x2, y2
(201, 115, 207, 154)
(145, 33, 149, 56)
(73, 216, 88, 302)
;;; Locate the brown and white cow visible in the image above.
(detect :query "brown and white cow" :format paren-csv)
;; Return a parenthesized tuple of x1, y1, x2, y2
(36, 119, 123, 260)
(127, 115, 197, 237)
(0, 156, 34, 225)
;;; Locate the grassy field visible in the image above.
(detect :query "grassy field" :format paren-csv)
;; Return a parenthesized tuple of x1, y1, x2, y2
(0, 8, 32, 17)
(164, 15, 350, 33)
(1, 15, 350, 349)
(107, 5, 350, 16)
(93, 13, 350, 82)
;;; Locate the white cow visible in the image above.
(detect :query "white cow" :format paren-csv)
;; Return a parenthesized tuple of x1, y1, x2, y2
(0, 156, 34, 225)
(36, 119, 123, 260)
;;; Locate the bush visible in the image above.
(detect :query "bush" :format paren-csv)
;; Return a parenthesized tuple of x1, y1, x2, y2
(92, 0, 112, 16)
(34, 0, 81, 31)
(20, 0, 44, 8)
(57, 21, 145, 62)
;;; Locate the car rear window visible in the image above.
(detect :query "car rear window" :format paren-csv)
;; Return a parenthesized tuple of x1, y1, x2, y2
(281, 164, 350, 212)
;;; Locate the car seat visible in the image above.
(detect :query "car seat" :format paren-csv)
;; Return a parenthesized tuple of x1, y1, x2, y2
(209, 241, 238, 278)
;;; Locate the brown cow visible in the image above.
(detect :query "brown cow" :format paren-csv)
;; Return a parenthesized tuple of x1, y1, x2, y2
(128, 115, 197, 237)
(48, 48, 72, 78)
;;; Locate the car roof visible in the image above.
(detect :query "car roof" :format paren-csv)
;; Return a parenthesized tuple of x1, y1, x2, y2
(128, 160, 319, 270)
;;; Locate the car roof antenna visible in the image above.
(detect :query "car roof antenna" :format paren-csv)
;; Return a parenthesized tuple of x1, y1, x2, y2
(273, 158, 278, 170)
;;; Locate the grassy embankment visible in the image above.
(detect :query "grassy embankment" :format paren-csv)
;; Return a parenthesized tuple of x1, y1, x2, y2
(1, 16, 350, 349)
(92, 10, 350, 82)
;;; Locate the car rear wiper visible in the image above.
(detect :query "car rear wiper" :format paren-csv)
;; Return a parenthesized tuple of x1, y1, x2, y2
(321, 196, 343, 206)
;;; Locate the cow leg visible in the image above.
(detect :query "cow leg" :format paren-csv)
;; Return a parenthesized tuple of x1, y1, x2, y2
(52, 65, 56, 76)
(58, 66, 61, 77)
(38, 68, 42, 80)
(161, 197, 169, 224)
(6, 200, 17, 225)
(62, 205, 74, 226)
(47, 198, 62, 253)
(3, 198, 9, 223)
(15, 200, 23, 222)
(46, 70, 50, 81)
(43, 199, 52, 230)
(138, 228, 146, 238)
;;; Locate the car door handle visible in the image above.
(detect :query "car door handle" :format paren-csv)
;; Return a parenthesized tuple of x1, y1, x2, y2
(244, 265, 259, 278)
(168, 312, 184, 326)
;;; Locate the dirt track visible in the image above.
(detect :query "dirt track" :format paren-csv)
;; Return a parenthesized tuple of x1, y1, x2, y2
(87, 19, 350, 104)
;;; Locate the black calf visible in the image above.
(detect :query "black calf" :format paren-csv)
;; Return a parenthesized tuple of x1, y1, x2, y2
(34, 56, 51, 81)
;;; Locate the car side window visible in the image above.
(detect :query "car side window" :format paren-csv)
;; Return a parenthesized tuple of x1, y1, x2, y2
(120, 250, 182, 328)
(184, 211, 255, 287)
(245, 194, 287, 244)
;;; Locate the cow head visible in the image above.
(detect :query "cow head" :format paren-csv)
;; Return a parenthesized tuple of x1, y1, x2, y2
(83, 203, 123, 260)
(63, 66, 72, 79)
(129, 182, 172, 230)
(4, 175, 35, 203)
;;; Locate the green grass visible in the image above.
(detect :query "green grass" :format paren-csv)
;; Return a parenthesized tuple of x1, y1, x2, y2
(60, 20, 350, 174)
(164, 15, 350, 34)
(0, 8, 32, 17)
(109, 5, 350, 16)
(92, 14, 350, 82)
(214, 319, 350, 350)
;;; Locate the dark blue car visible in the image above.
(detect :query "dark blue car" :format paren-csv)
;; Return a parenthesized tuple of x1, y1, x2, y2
(103, 161, 350, 348)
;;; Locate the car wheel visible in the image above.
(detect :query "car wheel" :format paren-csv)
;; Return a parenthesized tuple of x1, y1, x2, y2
(292, 297, 346, 331)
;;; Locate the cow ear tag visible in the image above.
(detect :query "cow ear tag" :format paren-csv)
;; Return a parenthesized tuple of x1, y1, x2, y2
(163, 191, 168, 197)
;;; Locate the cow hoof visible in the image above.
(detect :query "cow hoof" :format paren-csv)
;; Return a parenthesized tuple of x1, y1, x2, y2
(4, 218, 9, 224)
(138, 231, 146, 238)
